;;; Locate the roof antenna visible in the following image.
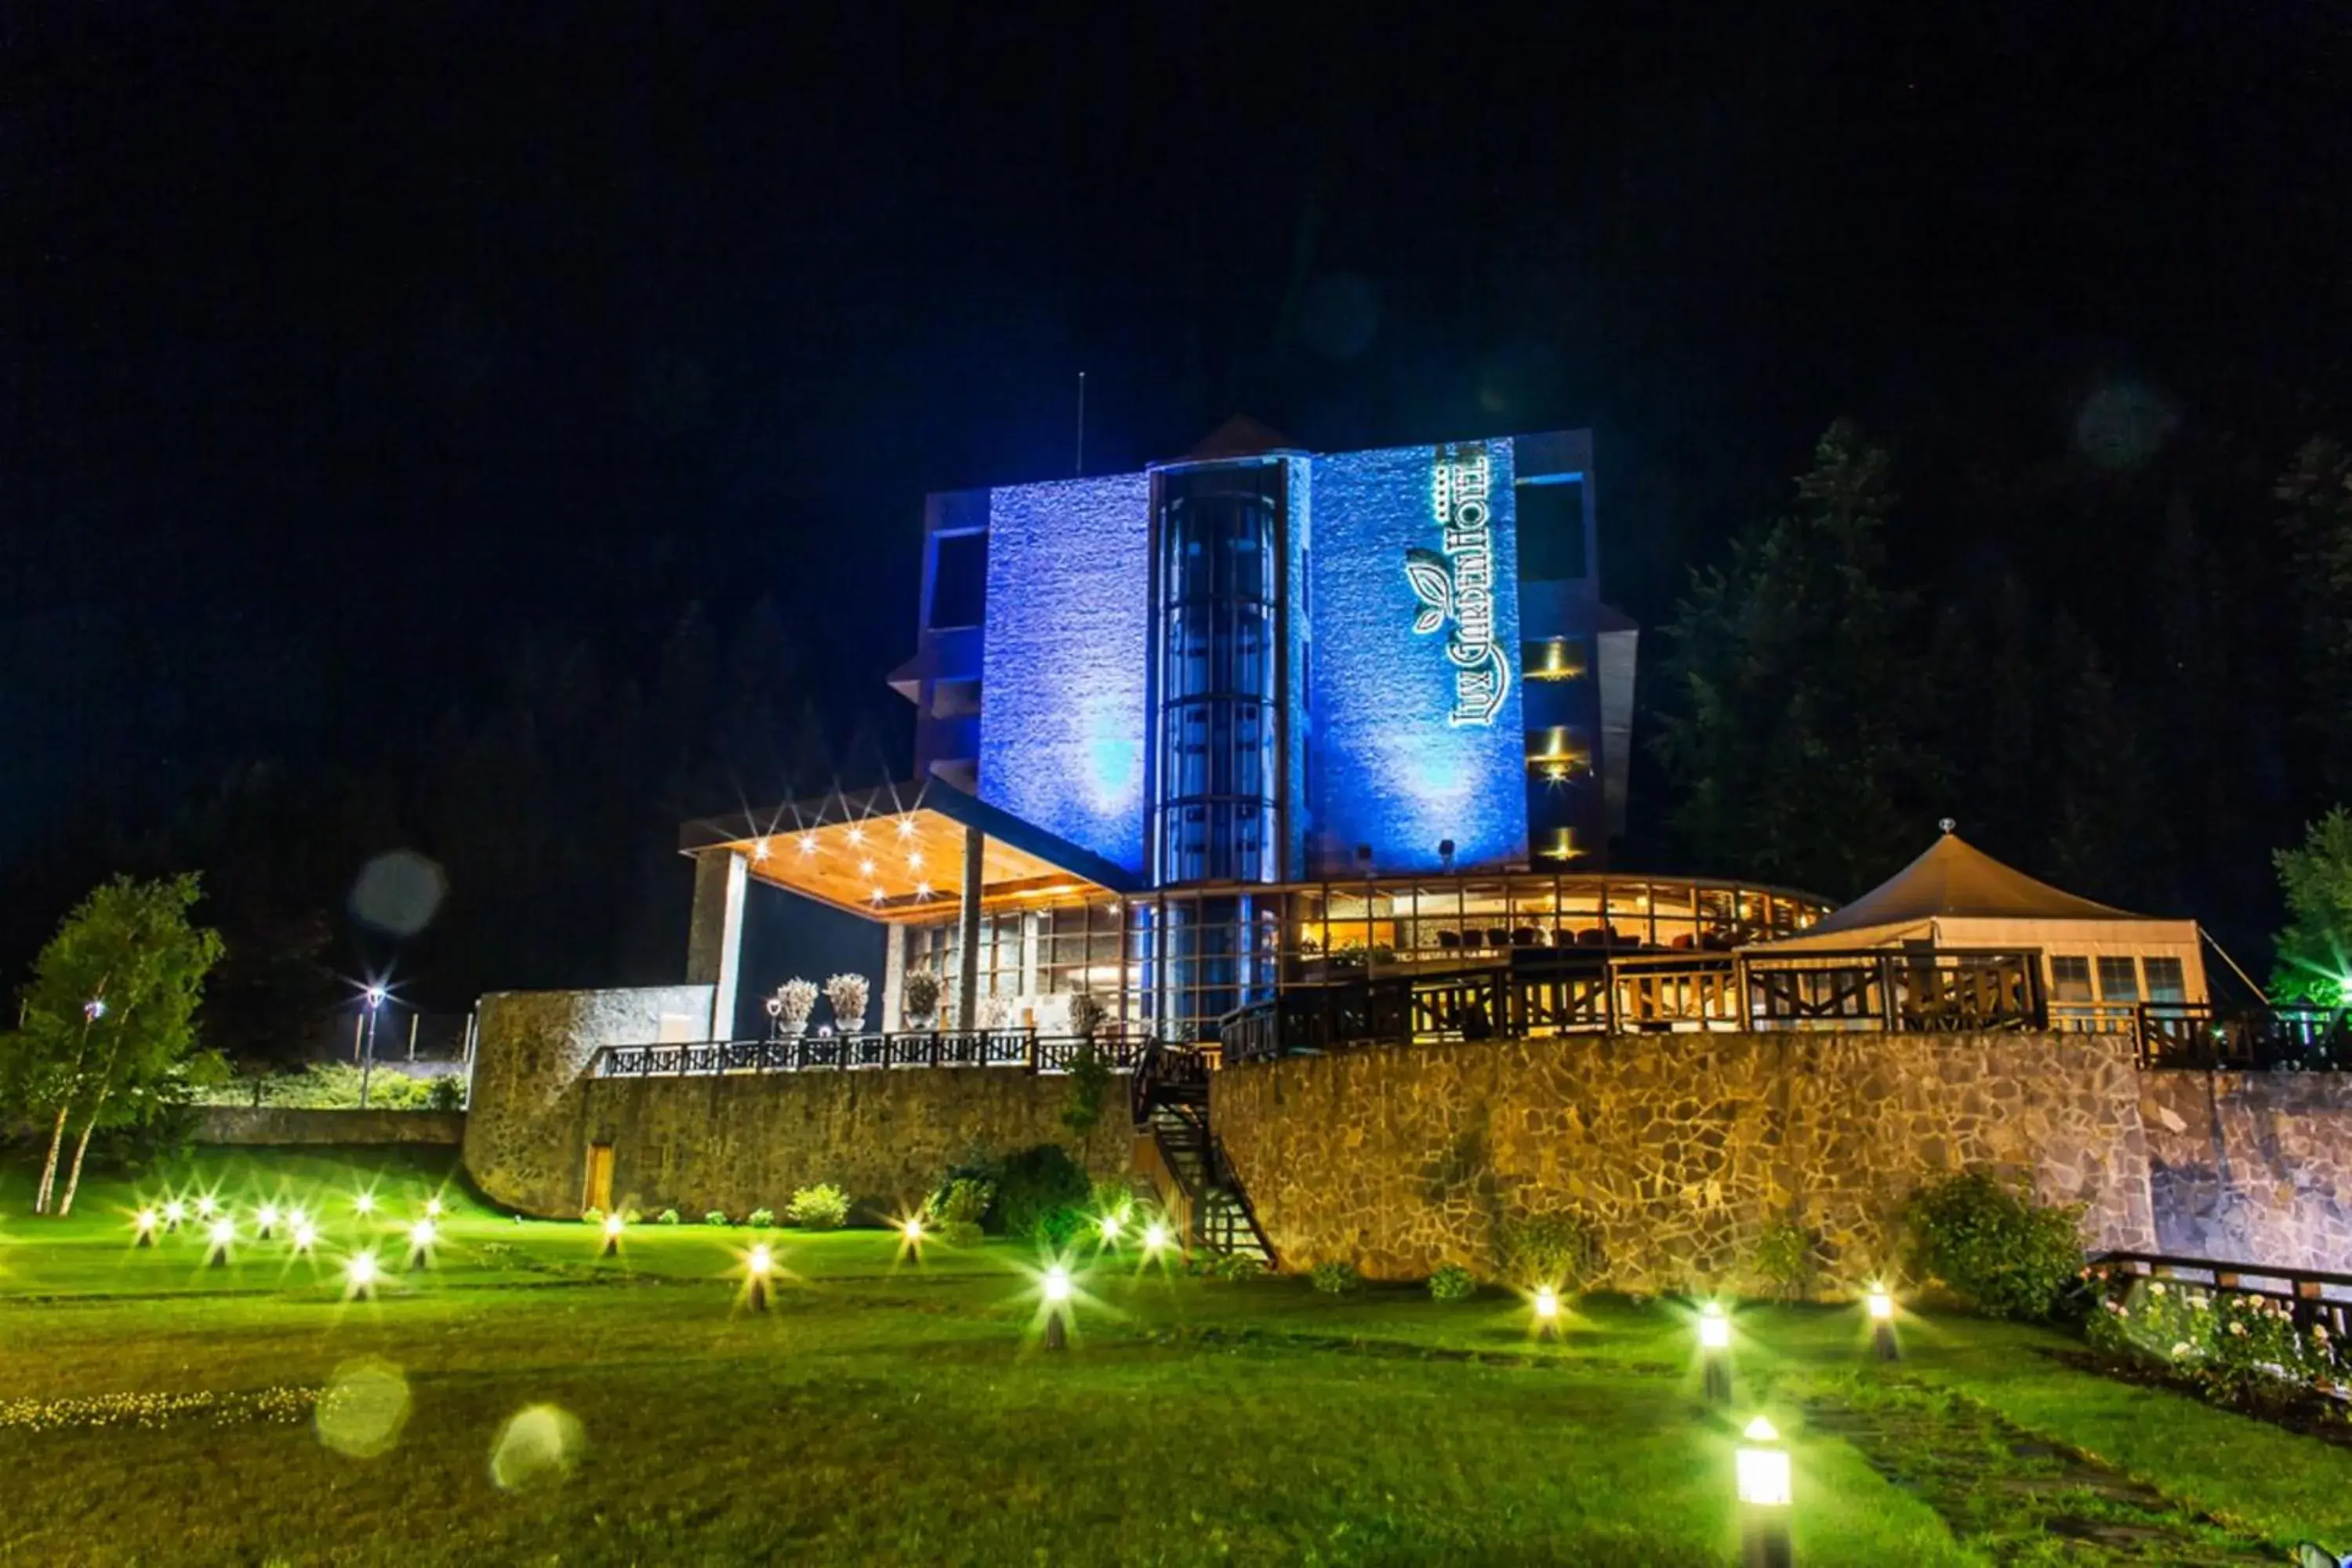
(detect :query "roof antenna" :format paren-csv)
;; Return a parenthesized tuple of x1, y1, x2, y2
(1074, 370, 1087, 476)
(1939, 817, 1956, 835)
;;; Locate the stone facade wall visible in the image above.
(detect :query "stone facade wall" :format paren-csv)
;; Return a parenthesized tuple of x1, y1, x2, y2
(578, 1071, 1131, 1220)
(1213, 1031, 2157, 1290)
(193, 1107, 466, 1147)
(2140, 1070, 2352, 1271)
(465, 985, 713, 1214)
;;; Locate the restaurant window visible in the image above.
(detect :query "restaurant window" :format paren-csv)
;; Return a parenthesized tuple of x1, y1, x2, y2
(2143, 956, 2187, 1004)
(2096, 956, 2140, 1002)
(2049, 956, 2092, 1002)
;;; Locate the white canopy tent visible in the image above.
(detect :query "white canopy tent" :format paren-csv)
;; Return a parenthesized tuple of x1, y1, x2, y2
(1741, 829, 2208, 1012)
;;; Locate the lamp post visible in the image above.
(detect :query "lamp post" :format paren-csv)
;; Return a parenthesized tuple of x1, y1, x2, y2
(1042, 1264, 1073, 1351)
(1736, 1416, 1794, 1567)
(358, 985, 387, 1110)
(1699, 1301, 1733, 1405)
(1867, 1285, 1900, 1362)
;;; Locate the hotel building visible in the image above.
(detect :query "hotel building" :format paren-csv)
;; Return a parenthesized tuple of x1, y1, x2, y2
(681, 419, 1830, 1041)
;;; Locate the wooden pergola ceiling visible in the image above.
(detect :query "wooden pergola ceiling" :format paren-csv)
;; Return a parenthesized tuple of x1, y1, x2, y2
(710, 808, 1113, 924)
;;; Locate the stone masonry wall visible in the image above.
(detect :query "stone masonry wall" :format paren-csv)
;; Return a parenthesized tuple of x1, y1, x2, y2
(465, 985, 713, 1214)
(464, 983, 1127, 1218)
(194, 1107, 465, 1147)
(578, 1071, 1131, 1221)
(1213, 1031, 2157, 1290)
(2140, 1070, 2352, 1272)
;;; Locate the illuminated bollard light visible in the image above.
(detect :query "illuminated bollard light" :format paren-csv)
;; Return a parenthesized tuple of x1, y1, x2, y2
(133, 1208, 159, 1248)
(1533, 1285, 1561, 1341)
(162, 1200, 187, 1233)
(600, 1212, 624, 1258)
(1699, 1301, 1733, 1406)
(1142, 1221, 1171, 1260)
(1737, 1416, 1794, 1568)
(407, 1218, 437, 1270)
(425, 1197, 444, 1220)
(901, 1217, 925, 1247)
(196, 1195, 219, 1221)
(1867, 1285, 1900, 1362)
(746, 1243, 774, 1312)
(1042, 1264, 1073, 1352)
(346, 1250, 379, 1298)
(256, 1203, 281, 1240)
(353, 1192, 376, 1217)
(292, 1221, 319, 1256)
(207, 1217, 235, 1268)
(1096, 1213, 1122, 1247)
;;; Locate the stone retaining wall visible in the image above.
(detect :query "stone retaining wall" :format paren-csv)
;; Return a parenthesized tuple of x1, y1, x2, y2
(193, 1107, 467, 1146)
(464, 984, 1126, 1218)
(2140, 1070, 2352, 1271)
(1212, 1031, 2158, 1290)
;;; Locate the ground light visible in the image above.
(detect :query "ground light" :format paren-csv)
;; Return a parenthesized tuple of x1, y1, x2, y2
(196, 1195, 219, 1221)
(162, 1199, 186, 1232)
(256, 1203, 281, 1240)
(1736, 1416, 1793, 1567)
(292, 1220, 319, 1255)
(407, 1218, 436, 1270)
(746, 1243, 774, 1312)
(1533, 1285, 1561, 1341)
(1042, 1263, 1074, 1352)
(600, 1212, 624, 1258)
(206, 1217, 234, 1268)
(346, 1250, 379, 1298)
(1096, 1212, 1122, 1247)
(132, 1207, 158, 1248)
(353, 1192, 376, 1217)
(1867, 1284, 1900, 1362)
(901, 1216, 925, 1244)
(1699, 1301, 1733, 1405)
(425, 1197, 444, 1220)
(1142, 1221, 1171, 1258)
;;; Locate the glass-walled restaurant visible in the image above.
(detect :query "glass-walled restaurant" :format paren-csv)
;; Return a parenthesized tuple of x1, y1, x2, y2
(902, 873, 1832, 1039)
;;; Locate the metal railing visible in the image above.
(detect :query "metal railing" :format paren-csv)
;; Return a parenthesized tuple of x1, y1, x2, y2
(590, 1029, 1150, 1079)
(2088, 1250, 2352, 1341)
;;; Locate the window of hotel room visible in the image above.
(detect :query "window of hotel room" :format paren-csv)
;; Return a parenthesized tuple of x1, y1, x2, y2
(2143, 956, 2187, 1003)
(2049, 956, 2092, 1002)
(927, 531, 987, 629)
(2096, 956, 2140, 1002)
(1516, 478, 1587, 580)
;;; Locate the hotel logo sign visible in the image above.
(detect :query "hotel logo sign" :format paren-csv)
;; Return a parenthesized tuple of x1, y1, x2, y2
(1403, 444, 1511, 727)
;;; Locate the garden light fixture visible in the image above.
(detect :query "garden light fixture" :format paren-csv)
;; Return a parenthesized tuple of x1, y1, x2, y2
(1042, 1263, 1073, 1351)
(1867, 1285, 1899, 1361)
(346, 1251, 379, 1295)
(601, 1212, 624, 1257)
(207, 1217, 234, 1267)
(293, 1221, 319, 1254)
(746, 1243, 774, 1312)
(1700, 1301, 1733, 1405)
(162, 1200, 186, 1232)
(1534, 1285, 1560, 1341)
(133, 1207, 158, 1247)
(408, 1218, 436, 1269)
(1736, 1415, 1793, 1566)
(256, 1203, 280, 1239)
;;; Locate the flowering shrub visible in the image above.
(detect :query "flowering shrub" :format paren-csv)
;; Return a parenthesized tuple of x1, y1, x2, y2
(2085, 1269, 2343, 1401)
(787, 1183, 851, 1231)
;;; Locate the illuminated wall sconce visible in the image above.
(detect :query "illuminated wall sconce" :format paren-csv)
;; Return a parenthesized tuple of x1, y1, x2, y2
(1539, 829, 1579, 862)
(1524, 638, 1586, 682)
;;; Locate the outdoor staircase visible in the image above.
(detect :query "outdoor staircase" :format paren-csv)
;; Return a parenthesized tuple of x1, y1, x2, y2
(1132, 1049, 1275, 1267)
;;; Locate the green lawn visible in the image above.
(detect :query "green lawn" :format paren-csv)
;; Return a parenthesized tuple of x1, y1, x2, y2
(2, 1148, 2348, 1566)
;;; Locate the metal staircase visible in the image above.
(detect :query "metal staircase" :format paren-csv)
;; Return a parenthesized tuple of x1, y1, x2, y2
(1131, 1047, 1275, 1267)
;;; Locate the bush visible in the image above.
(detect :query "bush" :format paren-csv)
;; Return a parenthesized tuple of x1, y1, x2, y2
(993, 1144, 1090, 1241)
(426, 1075, 466, 1111)
(657, 1208, 681, 1225)
(1494, 1211, 1605, 1292)
(581, 1207, 604, 1225)
(787, 1184, 851, 1231)
(704, 1210, 729, 1228)
(931, 1176, 995, 1228)
(938, 1221, 985, 1249)
(1750, 1215, 1823, 1301)
(2087, 1271, 2345, 1399)
(746, 1207, 776, 1229)
(1904, 1171, 2085, 1319)
(1428, 1264, 1476, 1301)
(1311, 1260, 1364, 1294)
(1209, 1254, 1265, 1283)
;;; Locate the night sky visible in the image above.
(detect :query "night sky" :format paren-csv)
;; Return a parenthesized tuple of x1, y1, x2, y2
(8, 4, 2350, 927)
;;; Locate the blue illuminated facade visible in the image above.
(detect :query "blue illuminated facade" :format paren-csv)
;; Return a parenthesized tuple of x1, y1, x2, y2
(896, 419, 1632, 886)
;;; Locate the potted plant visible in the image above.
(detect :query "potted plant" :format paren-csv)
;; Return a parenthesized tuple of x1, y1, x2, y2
(902, 971, 942, 1031)
(826, 972, 870, 1035)
(768, 978, 818, 1040)
(1066, 990, 1105, 1041)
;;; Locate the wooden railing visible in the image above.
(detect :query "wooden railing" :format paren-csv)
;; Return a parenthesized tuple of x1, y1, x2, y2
(2125, 1003, 2352, 1072)
(2088, 1250, 2352, 1340)
(590, 1030, 1150, 1079)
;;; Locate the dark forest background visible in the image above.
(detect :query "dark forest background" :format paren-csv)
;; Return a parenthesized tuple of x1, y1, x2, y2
(6, 4, 2351, 1059)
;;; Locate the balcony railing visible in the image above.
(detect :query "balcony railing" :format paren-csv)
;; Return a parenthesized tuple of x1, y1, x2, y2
(589, 1030, 1149, 1080)
(1214, 950, 2350, 1072)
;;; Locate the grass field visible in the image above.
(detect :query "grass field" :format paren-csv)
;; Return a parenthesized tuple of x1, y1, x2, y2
(3, 1147, 2349, 1566)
